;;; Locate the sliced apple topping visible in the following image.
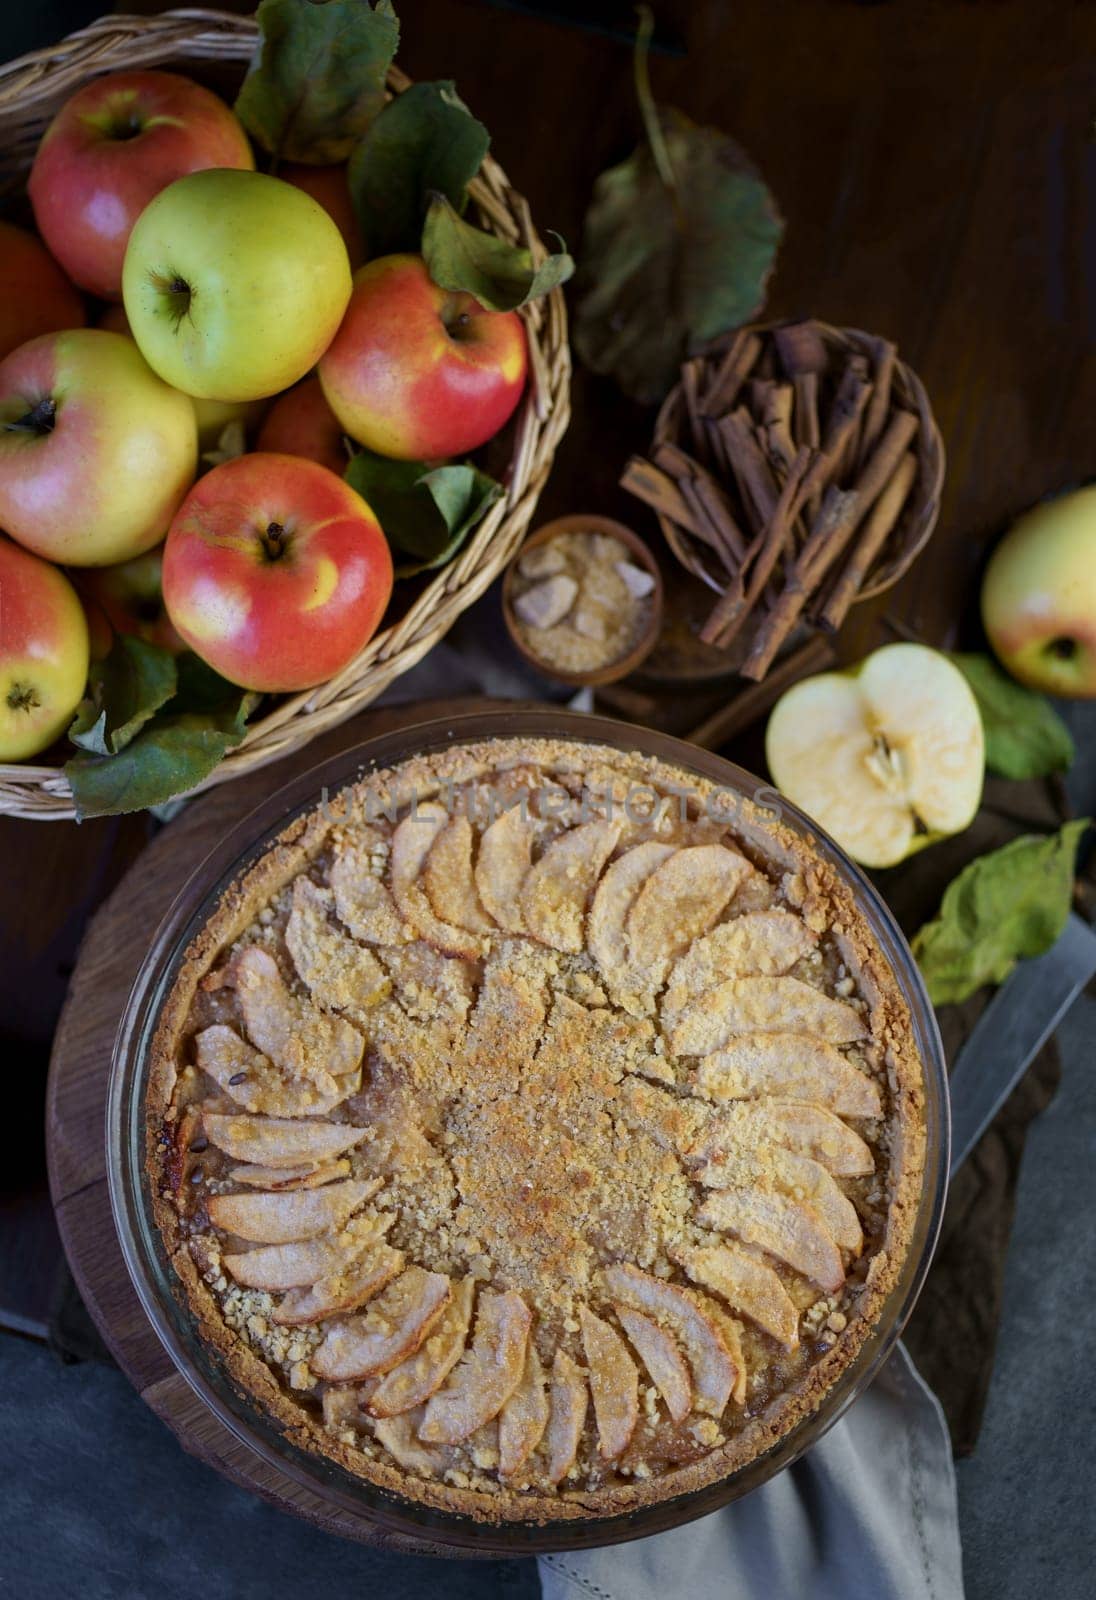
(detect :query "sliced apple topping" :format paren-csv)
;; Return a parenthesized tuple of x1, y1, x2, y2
(202, 1114, 370, 1169)
(224, 1213, 392, 1292)
(602, 1264, 740, 1416)
(498, 1341, 550, 1479)
(588, 840, 676, 999)
(615, 1306, 692, 1423)
(626, 844, 751, 986)
(687, 1100, 873, 1178)
(544, 1348, 589, 1485)
(670, 1241, 800, 1350)
(771, 1149, 862, 1252)
(419, 1289, 531, 1444)
(328, 828, 408, 946)
(463, 939, 550, 1093)
(273, 1234, 404, 1326)
(311, 1267, 452, 1381)
(765, 643, 985, 870)
(695, 1033, 882, 1119)
(696, 1190, 845, 1292)
(195, 1025, 343, 1118)
(367, 1276, 476, 1418)
(579, 1305, 639, 1459)
(390, 803, 487, 958)
(285, 876, 390, 1015)
(223, 945, 364, 1087)
(474, 806, 539, 933)
(423, 814, 495, 935)
(229, 1159, 351, 1191)
(372, 1407, 452, 1477)
(662, 910, 817, 1021)
(669, 975, 868, 1057)
(208, 1176, 379, 1245)
(518, 819, 622, 953)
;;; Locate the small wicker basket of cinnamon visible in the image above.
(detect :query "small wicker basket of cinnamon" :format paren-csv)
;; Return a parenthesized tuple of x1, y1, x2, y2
(621, 319, 944, 681)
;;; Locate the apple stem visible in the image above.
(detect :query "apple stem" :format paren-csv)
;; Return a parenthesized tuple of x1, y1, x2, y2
(261, 521, 288, 561)
(5, 397, 56, 436)
(6, 681, 39, 713)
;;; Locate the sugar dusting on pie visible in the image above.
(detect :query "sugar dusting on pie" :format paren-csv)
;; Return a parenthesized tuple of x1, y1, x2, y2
(148, 737, 925, 1523)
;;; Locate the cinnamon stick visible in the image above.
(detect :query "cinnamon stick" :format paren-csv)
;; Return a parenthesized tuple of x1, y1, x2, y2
(702, 328, 763, 415)
(857, 337, 897, 469)
(700, 446, 812, 648)
(714, 409, 780, 533)
(773, 321, 827, 459)
(815, 450, 918, 632)
(681, 357, 709, 460)
(620, 456, 695, 530)
(794, 364, 872, 514)
(740, 409, 920, 680)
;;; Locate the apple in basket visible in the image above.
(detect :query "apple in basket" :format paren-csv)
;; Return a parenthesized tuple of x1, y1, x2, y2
(0, 329, 197, 567)
(982, 484, 1096, 698)
(279, 162, 364, 270)
(28, 69, 254, 300)
(162, 452, 393, 693)
(123, 169, 353, 403)
(78, 546, 185, 656)
(0, 221, 86, 362)
(0, 535, 89, 761)
(765, 643, 984, 869)
(256, 377, 348, 477)
(318, 254, 527, 460)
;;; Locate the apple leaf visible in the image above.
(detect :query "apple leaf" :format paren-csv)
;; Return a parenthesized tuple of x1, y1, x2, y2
(421, 195, 574, 311)
(235, 0, 400, 165)
(68, 635, 177, 757)
(912, 818, 1090, 1006)
(345, 452, 502, 576)
(951, 652, 1075, 780)
(65, 652, 260, 819)
(349, 81, 489, 257)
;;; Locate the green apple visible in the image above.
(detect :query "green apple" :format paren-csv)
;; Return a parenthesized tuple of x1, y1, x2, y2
(122, 168, 352, 403)
(982, 485, 1096, 697)
(766, 643, 984, 869)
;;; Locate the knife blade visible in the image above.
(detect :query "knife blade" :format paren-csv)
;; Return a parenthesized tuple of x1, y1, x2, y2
(947, 911, 1096, 1177)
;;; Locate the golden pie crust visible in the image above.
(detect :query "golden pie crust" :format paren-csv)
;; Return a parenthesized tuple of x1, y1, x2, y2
(146, 736, 926, 1524)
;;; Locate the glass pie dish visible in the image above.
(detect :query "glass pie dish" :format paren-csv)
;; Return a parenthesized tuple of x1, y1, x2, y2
(107, 705, 948, 1554)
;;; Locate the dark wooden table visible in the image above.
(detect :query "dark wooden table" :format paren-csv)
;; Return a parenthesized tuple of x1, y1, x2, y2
(3, 0, 1094, 1331)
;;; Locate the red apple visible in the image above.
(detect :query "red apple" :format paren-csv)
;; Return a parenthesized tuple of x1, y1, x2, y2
(318, 254, 527, 460)
(256, 377, 347, 476)
(280, 163, 363, 270)
(28, 69, 253, 300)
(0, 329, 198, 567)
(79, 545, 185, 655)
(0, 221, 85, 361)
(162, 452, 392, 692)
(0, 534, 89, 760)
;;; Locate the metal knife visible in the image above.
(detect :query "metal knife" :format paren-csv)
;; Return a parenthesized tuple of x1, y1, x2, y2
(948, 911, 1096, 1177)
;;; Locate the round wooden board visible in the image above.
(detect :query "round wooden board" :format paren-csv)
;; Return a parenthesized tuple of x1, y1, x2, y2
(46, 698, 502, 1558)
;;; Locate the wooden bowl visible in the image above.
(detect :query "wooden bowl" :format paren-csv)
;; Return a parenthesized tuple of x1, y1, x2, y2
(502, 515, 664, 688)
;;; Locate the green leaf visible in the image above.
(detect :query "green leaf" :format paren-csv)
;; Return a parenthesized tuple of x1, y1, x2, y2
(349, 81, 489, 256)
(912, 818, 1090, 1005)
(235, 0, 400, 164)
(421, 194, 574, 311)
(345, 452, 502, 575)
(951, 652, 1075, 780)
(68, 635, 177, 756)
(64, 653, 260, 819)
(574, 106, 783, 403)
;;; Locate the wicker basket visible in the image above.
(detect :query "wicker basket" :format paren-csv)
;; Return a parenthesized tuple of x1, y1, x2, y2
(0, 9, 571, 820)
(651, 319, 943, 603)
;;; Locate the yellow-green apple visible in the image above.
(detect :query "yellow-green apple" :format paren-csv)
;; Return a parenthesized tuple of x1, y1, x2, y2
(162, 452, 392, 692)
(256, 377, 346, 476)
(123, 169, 352, 403)
(982, 485, 1096, 697)
(0, 534, 89, 760)
(280, 162, 363, 270)
(0, 221, 86, 361)
(28, 70, 253, 300)
(0, 328, 197, 566)
(766, 642, 984, 869)
(96, 304, 262, 448)
(318, 254, 527, 460)
(78, 545, 185, 654)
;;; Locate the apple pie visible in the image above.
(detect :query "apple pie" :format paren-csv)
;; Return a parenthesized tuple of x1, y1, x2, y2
(148, 736, 925, 1523)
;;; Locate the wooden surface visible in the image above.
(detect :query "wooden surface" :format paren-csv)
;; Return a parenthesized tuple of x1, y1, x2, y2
(3, 0, 1095, 1481)
(46, 698, 504, 1555)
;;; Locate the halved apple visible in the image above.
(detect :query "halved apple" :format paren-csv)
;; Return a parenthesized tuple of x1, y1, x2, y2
(765, 643, 984, 869)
